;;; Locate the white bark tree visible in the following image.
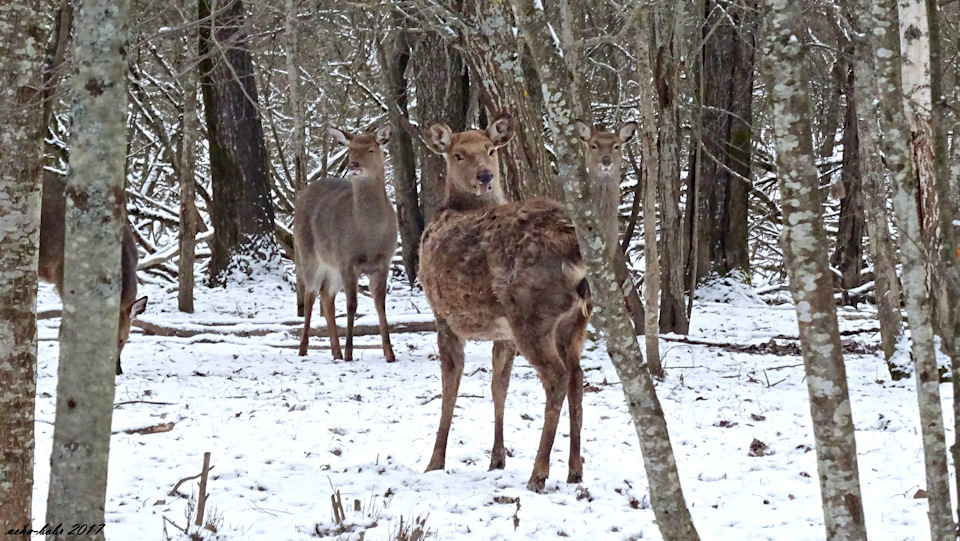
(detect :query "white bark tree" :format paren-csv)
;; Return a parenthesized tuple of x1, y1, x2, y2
(45, 0, 130, 538)
(760, 0, 868, 538)
(0, 1, 46, 528)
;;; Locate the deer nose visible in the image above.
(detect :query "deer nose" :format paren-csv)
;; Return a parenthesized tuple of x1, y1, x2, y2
(348, 161, 360, 171)
(601, 156, 612, 167)
(478, 170, 494, 184)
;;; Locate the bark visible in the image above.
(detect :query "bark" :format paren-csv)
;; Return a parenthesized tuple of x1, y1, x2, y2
(687, 0, 755, 284)
(760, 2, 867, 538)
(510, 1, 700, 538)
(0, 1, 46, 528)
(179, 0, 199, 313)
(380, 16, 423, 285)
(412, 31, 469, 223)
(871, 0, 955, 537)
(829, 61, 866, 304)
(45, 0, 130, 538)
(461, 0, 557, 201)
(848, 44, 904, 371)
(654, 1, 690, 334)
(199, 0, 280, 285)
(285, 0, 306, 315)
(636, 9, 663, 377)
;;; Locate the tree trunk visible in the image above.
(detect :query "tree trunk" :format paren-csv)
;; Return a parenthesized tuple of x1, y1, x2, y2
(871, 0, 955, 537)
(687, 0, 754, 285)
(654, 1, 690, 335)
(45, 1, 129, 538)
(0, 1, 46, 528)
(847, 36, 904, 372)
(380, 15, 423, 285)
(412, 31, 469, 223)
(285, 0, 306, 315)
(199, 0, 279, 285)
(829, 60, 866, 304)
(461, 0, 557, 201)
(178, 0, 199, 313)
(760, 2, 867, 538)
(510, 2, 700, 538)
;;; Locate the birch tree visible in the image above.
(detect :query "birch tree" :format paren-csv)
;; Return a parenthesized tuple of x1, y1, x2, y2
(0, 1, 46, 527)
(45, 0, 130, 538)
(760, 0, 867, 538)
(509, 1, 700, 538)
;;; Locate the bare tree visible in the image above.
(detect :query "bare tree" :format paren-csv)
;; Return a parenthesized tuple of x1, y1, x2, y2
(45, 0, 130, 538)
(0, 1, 46, 528)
(178, 0, 199, 313)
(760, 1, 867, 538)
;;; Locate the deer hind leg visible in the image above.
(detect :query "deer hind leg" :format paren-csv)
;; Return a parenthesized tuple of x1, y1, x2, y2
(489, 340, 516, 471)
(318, 286, 342, 360)
(426, 319, 465, 473)
(557, 309, 589, 484)
(370, 267, 395, 362)
(514, 331, 569, 492)
(340, 268, 359, 361)
(299, 288, 318, 356)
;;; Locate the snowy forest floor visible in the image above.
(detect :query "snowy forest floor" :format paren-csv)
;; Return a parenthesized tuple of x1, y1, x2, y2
(32, 268, 941, 540)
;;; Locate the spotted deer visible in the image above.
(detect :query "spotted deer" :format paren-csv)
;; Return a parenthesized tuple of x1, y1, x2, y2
(38, 172, 148, 375)
(575, 120, 645, 333)
(419, 113, 590, 491)
(294, 125, 397, 362)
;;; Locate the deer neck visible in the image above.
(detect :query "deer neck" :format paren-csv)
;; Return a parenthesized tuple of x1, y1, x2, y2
(442, 183, 506, 212)
(350, 173, 390, 220)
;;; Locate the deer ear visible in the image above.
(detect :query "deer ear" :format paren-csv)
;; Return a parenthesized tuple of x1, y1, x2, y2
(575, 120, 592, 141)
(130, 296, 148, 318)
(375, 124, 393, 147)
(328, 127, 352, 147)
(487, 113, 514, 148)
(425, 123, 453, 154)
(618, 122, 637, 143)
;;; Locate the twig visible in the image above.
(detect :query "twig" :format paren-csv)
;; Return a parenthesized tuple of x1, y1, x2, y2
(114, 400, 174, 408)
(122, 421, 175, 435)
(195, 452, 212, 527)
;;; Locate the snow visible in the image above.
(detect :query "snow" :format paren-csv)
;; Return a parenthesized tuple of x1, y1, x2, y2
(31, 269, 939, 540)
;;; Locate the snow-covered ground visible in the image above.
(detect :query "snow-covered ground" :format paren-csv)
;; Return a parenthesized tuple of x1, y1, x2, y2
(32, 269, 941, 540)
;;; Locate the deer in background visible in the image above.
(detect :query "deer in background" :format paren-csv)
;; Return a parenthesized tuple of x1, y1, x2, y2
(294, 125, 397, 362)
(419, 113, 590, 491)
(39, 172, 148, 375)
(575, 120, 645, 334)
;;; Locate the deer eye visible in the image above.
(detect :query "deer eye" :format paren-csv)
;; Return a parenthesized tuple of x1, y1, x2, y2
(613, 145, 620, 150)
(368, 149, 374, 153)
(488, 149, 495, 156)
(454, 154, 464, 161)
(590, 145, 598, 150)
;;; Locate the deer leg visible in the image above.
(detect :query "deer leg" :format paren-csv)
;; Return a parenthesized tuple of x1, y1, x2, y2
(319, 288, 342, 360)
(299, 288, 318, 356)
(341, 268, 359, 361)
(557, 311, 589, 484)
(489, 340, 516, 471)
(371, 268, 395, 362)
(426, 320, 465, 473)
(514, 333, 568, 492)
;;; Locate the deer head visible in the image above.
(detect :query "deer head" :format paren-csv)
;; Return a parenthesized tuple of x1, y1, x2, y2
(575, 120, 637, 176)
(425, 113, 514, 201)
(329, 125, 393, 180)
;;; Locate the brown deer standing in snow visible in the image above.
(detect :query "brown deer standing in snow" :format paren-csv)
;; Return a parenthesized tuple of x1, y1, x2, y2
(38, 172, 148, 375)
(419, 113, 590, 491)
(294, 125, 397, 362)
(574, 120, 646, 334)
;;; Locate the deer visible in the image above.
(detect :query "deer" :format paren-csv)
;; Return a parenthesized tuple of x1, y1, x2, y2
(293, 125, 397, 362)
(38, 172, 148, 375)
(574, 120, 645, 334)
(419, 112, 591, 492)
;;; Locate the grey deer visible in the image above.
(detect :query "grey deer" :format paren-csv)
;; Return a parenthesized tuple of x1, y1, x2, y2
(38, 172, 148, 375)
(419, 113, 591, 491)
(294, 125, 398, 361)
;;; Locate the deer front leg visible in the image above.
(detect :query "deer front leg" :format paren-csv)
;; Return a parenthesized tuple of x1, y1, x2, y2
(426, 320, 465, 473)
(557, 312, 588, 484)
(319, 288, 341, 360)
(490, 340, 516, 471)
(341, 268, 359, 361)
(299, 288, 318, 356)
(371, 268, 395, 362)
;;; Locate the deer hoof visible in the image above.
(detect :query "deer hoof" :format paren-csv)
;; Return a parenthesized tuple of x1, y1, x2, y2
(526, 474, 547, 492)
(566, 470, 583, 484)
(488, 457, 506, 471)
(424, 460, 445, 473)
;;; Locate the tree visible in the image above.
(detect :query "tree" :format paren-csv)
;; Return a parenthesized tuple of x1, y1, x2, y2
(0, 1, 46, 528)
(760, 1, 867, 538)
(509, 1, 700, 538)
(178, 0, 199, 313)
(199, 0, 280, 285)
(45, 0, 130, 538)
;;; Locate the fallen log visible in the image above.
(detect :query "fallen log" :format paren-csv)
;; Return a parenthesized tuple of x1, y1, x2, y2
(132, 316, 437, 338)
